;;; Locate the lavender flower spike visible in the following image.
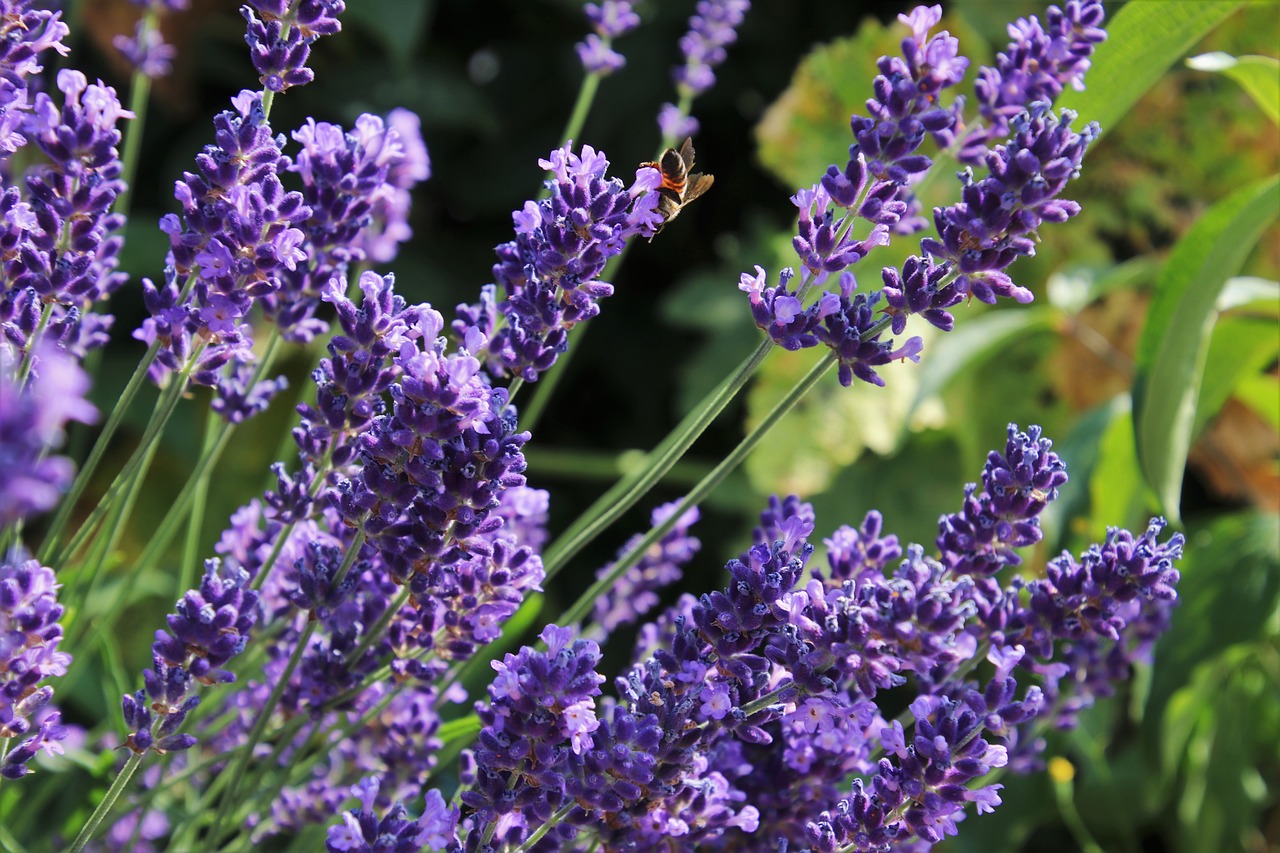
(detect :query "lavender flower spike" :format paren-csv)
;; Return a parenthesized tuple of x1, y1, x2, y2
(0, 558, 71, 779)
(658, 0, 750, 139)
(242, 0, 347, 93)
(453, 142, 660, 383)
(577, 2, 640, 75)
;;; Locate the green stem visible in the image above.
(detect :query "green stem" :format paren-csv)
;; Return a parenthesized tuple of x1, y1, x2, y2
(511, 803, 576, 852)
(58, 342, 205, 607)
(203, 620, 318, 852)
(558, 350, 837, 627)
(181, 412, 217, 595)
(113, 8, 159, 218)
(35, 340, 162, 564)
(541, 335, 774, 581)
(559, 72, 602, 152)
(66, 752, 144, 853)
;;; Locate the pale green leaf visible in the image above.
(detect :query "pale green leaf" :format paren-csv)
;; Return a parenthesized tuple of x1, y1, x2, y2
(1188, 52, 1280, 125)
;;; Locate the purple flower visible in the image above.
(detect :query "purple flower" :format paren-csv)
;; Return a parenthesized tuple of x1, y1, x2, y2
(850, 4, 968, 185)
(267, 112, 428, 340)
(453, 143, 660, 382)
(2, 70, 132, 355)
(461, 625, 605, 846)
(923, 103, 1099, 304)
(960, 0, 1108, 163)
(585, 1, 639, 38)
(0, 558, 71, 779)
(326, 778, 458, 852)
(937, 423, 1068, 579)
(122, 561, 259, 754)
(114, 19, 177, 79)
(139, 91, 310, 417)
(0, 343, 97, 526)
(0, 0, 70, 155)
(242, 0, 346, 93)
(353, 108, 431, 264)
(672, 0, 750, 96)
(805, 676, 1015, 851)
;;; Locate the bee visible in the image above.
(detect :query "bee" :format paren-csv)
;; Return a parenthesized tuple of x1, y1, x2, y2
(639, 137, 714, 236)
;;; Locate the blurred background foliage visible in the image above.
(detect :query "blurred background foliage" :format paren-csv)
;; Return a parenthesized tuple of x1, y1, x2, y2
(44, 0, 1279, 850)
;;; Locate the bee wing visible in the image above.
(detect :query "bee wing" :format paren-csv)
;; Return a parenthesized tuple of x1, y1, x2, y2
(682, 172, 714, 203)
(677, 137, 696, 170)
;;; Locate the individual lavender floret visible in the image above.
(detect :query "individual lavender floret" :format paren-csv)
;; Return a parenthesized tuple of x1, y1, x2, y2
(923, 102, 1099, 304)
(461, 625, 606, 847)
(821, 510, 902, 583)
(657, 0, 750, 138)
(122, 561, 259, 754)
(0, 0, 70, 155)
(590, 501, 701, 637)
(453, 143, 660, 383)
(959, 0, 1107, 163)
(0, 343, 96, 526)
(113, 19, 177, 79)
(0, 558, 71, 779)
(937, 423, 1068, 580)
(326, 777, 458, 852)
(242, 0, 346, 93)
(576, 2, 639, 76)
(2, 70, 132, 355)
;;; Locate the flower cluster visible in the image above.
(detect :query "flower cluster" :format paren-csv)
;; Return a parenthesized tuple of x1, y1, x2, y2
(2, 70, 132, 356)
(0, 344, 96, 527)
(576, 1, 641, 76)
(0, 558, 71, 779)
(270, 110, 430, 341)
(454, 143, 661, 382)
(740, 2, 1103, 391)
(242, 0, 346, 94)
(326, 777, 458, 853)
(959, 0, 1108, 163)
(122, 561, 259, 755)
(0, 0, 70, 155)
(461, 625, 607, 848)
(136, 90, 307, 414)
(659, 0, 751, 139)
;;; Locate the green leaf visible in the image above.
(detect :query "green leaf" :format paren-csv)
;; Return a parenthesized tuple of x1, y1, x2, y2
(1187, 52, 1280, 125)
(1132, 174, 1280, 522)
(909, 307, 1058, 419)
(1088, 400, 1149, 539)
(1057, 1, 1244, 137)
(1194, 280, 1280, 436)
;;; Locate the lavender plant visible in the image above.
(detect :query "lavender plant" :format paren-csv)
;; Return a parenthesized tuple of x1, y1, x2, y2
(2, 0, 1263, 851)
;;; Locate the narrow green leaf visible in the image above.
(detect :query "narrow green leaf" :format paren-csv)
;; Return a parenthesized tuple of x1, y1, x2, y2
(909, 307, 1057, 418)
(1057, 1, 1244, 137)
(1133, 174, 1280, 522)
(1188, 52, 1280, 125)
(1089, 402, 1148, 540)
(1192, 294, 1274, 435)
